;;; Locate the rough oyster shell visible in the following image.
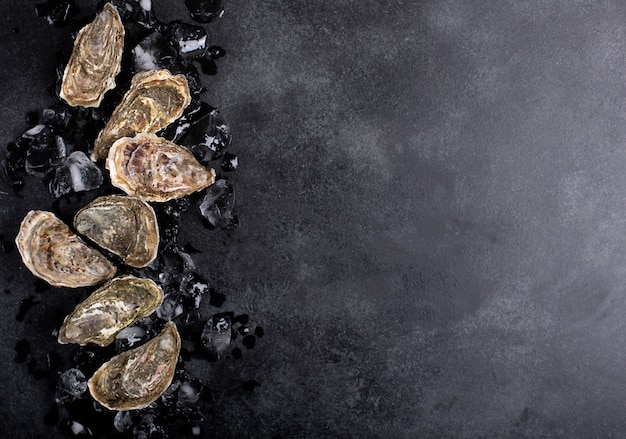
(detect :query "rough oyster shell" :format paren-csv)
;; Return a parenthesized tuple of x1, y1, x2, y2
(15, 211, 116, 288)
(91, 69, 191, 161)
(58, 276, 164, 347)
(74, 195, 159, 267)
(60, 3, 124, 108)
(107, 132, 216, 202)
(88, 321, 181, 410)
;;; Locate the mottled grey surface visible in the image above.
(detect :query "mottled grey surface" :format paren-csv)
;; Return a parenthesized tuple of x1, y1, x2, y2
(2, 0, 626, 437)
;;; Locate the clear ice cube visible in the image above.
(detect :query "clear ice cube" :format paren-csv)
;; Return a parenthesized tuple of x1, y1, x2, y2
(49, 151, 103, 198)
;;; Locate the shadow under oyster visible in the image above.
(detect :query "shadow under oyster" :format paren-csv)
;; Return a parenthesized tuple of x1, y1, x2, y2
(60, 3, 124, 108)
(88, 321, 181, 410)
(58, 276, 164, 347)
(107, 132, 216, 202)
(91, 69, 191, 161)
(74, 195, 159, 267)
(15, 210, 116, 288)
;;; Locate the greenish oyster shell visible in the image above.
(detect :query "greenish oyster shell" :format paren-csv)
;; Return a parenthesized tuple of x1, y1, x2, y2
(60, 3, 124, 107)
(15, 210, 116, 288)
(88, 321, 181, 410)
(74, 195, 159, 268)
(58, 276, 164, 347)
(107, 132, 216, 202)
(91, 69, 191, 161)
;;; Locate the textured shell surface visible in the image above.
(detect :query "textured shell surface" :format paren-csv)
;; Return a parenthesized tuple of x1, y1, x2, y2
(74, 195, 159, 267)
(60, 3, 124, 108)
(107, 132, 216, 202)
(58, 276, 164, 347)
(91, 69, 191, 161)
(15, 210, 116, 288)
(87, 322, 181, 410)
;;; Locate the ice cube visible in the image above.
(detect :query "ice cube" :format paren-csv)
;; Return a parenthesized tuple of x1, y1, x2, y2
(132, 32, 178, 72)
(199, 179, 236, 229)
(69, 420, 92, 436)
(49, 151, 103, 198)
(24, 126, 67, 177)
(168, 21, 208, 60)
(184, 0, 224, 23)
(201, 314, 231, 356)
(221, 152, 238, 172)
(109, 0, 156, 28)
(113, 411, 135, 433)
(177, 378, 203, 404)
(157, 294, 184, 321)
(180, 109, 232, 163)
(180, 272, 209, 308)
(115, 325, 147, 352)
(55, 368, 88, 404)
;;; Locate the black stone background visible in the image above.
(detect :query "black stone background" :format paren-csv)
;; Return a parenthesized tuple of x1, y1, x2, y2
(2, 0, 626, 437)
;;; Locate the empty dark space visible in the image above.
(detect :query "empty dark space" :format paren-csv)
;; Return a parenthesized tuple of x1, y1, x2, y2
(2, 1, 626, 438)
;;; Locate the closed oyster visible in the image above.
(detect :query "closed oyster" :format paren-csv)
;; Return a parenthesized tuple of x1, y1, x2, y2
(58, 276, 164, 347)
(107, 132, 216, 202)
(74, 195, 159, 267)
(88, 322, 181, 410)
(15, 211, 116, 288)
(60, 3, 124, 108)
(91, 69, 191, 161)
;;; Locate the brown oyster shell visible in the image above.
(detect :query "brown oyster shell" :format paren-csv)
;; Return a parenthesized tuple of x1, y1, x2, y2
(107, 132, 216, 202)
(58, 276, 164, 347)
(74, 195, 159, 267)
(60, 3, 124, 108)
(91, 69, 191, 161)
(88, 321, 181, 410)
(15, 211, 116, 288)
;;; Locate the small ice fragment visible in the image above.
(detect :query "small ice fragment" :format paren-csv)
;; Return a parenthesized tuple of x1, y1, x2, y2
(157, 294, 184, 321)
(199, 179, 236, 229)
(115, 326, 147, 352)
(132, 32, 177, 72)
(55, 368, 87, 404)
(49, 151, 103, 198)
(201, 314, 231, 356)
(168, 21, 208, 59)
(70, 420, 92, 436)
(113, 411, 134, 433)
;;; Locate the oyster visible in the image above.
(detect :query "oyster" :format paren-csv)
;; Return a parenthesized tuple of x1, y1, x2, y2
(88, 321, 181, 410)
(15, 211, 116, 288)
(58, 276, 164, 347)
(107, 132, 216, 202)
(60, 3, 124, 108)
(74, 195, 159, 267)
(91, 69, 191, 161)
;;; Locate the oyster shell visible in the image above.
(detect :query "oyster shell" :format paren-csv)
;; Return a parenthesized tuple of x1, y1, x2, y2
(91, 69, 191, 161)
(58, 276, 164, 347)
(88, 321, 181, 410)
(74, 195, 159, 267)
(15, 211, 116, 288)
(107, 132, 216, 202)
(60, 3, 124, 108)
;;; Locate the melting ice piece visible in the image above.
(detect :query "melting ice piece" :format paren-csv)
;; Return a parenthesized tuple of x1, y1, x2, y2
(168, 21, 208, 60)
(201, 313, 231, 356)
(109, 0, 155, 28)
(55, 368, 88, 404)
(115, 325, 148, 352)
(24, 125, 67, 177)
(180, 107, 232, 163)
(49, 151, 103, 198)
(184, 0, 224, 23)
(157, 293, 184, 321)
(132, 32, 178, 72)
(113, 410, 135, 433)
(199, 179, 236, 229)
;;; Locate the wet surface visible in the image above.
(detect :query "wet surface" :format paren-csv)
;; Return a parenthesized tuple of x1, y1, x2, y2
(2, 0, 626, 438)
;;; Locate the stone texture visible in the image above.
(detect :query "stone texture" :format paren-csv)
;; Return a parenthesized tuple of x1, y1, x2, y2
(2, 0, 626, 437)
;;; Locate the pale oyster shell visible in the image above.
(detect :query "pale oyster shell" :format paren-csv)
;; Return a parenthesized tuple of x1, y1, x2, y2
(91, 69, 191, 161)
(58, 276, 164, 347)
(107, 132, 216, 202)
(15, 210, 116, 288)
(74, 195, 159, 267)
(88, 321, 181, 410)
(60, 3, 124, 108)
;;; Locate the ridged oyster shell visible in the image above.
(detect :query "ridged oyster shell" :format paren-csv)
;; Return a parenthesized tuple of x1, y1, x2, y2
(74, 195, 159, 267)
(107, 132, 216, 202)
(58, 276, 164, 347)
(60, 3, 124, 108)
(91, 69, 191, 161)
(15, 211, 116, 288)
(88, 321, 181, 410)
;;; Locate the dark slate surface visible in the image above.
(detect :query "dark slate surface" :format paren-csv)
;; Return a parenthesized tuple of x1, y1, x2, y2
(2, 0, 626, 437)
